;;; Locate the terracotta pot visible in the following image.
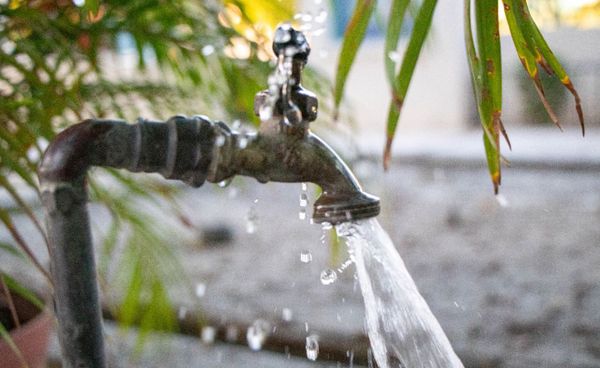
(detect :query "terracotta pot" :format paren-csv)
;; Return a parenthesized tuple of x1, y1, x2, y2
(0, 294, 53, 368)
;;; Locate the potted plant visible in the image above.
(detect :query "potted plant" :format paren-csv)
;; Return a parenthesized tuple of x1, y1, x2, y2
(0, 273, 53, 368)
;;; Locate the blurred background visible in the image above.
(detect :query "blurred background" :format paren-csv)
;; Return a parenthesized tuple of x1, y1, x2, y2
(1, 0, 599, 367)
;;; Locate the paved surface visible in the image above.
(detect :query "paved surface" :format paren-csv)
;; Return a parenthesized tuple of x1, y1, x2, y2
(2, 129, 600, 367)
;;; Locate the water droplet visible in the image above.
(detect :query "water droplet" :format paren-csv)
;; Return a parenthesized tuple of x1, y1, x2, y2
(320, 268, 337, 285)
(237, 136, 248, 149)
(218, 178, 232, 188)
(246, 207, 258, 234)
(388, 50, 401, 62)
(337, 258, 353, 273)
(247, 319, 270, 351)
(495, 194, 509, 207)
(178, 307, 188, 320)
(201, 326, 216, 344)
(321, 222, 332, 230)
(304, 322, 309, 332)
(201, 44, 215, 56)
(314, 0, 323, 4)
(215, 135, 226, 147)
(299, 193, 308, 207)
(300, 250, 312, 263)
(195, 283, 206, 298)
(259, 104, 273, 122)
(225, 325, 239, 342)
(305, 334, 319, 361)
(301, 182, 308, 191)
(282, 308, 293, 322)
(299, 208, 307, 220)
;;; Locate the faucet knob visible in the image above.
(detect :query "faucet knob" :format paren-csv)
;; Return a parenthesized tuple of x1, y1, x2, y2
(254, 25, 318, 128)
(272, 23, 311, 64)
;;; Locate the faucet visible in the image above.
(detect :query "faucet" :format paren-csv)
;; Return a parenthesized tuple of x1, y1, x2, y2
(39, 25, 379, 368)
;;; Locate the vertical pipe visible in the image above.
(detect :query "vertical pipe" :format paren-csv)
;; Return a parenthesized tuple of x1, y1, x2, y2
(41, 178, 106, 368)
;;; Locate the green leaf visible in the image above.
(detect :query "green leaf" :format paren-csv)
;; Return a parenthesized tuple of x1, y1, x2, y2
(464, 0, 505, 193)
(383, 0, 437, 169)
(0, 175, 48, 251)
(502, 0, 560, 128)
(2, 273, 44, 310)
(333, 0, 377, 118)
(0, 242, 24, 260)
(384, 0, 410, 86)
(509, 0, 584, 135)
(475, 0, 503, 193)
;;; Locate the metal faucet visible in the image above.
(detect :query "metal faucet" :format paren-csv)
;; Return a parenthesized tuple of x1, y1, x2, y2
(39, 25, 379, 368)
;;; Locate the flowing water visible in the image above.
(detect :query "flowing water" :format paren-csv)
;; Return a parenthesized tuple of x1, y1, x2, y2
(336, 218, 464, 368)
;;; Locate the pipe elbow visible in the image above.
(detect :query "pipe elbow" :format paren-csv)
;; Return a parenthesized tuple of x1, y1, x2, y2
(39, 119, 115, 184)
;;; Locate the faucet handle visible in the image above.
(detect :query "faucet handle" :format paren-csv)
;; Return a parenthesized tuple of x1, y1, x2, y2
(272, 23, 311, 64)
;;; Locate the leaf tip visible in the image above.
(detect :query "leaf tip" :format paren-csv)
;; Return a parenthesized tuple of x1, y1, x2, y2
(491, 171, 501, 195)
(383, 135, 393, 171)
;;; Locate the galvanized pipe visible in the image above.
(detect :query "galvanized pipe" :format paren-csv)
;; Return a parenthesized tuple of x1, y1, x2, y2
(39, 116, 217, 368)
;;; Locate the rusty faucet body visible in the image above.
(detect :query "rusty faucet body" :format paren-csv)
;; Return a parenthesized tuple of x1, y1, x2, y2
(39, 26, 379, 367)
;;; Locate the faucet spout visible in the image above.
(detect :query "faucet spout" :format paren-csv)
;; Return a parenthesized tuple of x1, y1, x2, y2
(208, 126, 379, 224)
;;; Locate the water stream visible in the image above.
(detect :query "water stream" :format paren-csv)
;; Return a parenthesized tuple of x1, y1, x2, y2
(336, 219, 464, 368)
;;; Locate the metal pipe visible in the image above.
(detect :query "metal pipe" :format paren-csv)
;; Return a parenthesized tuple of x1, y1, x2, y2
(39, 25, 380, 367)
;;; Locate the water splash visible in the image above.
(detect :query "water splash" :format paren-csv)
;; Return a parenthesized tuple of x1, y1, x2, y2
(305, 334, 319, 361)
(337, 218, 464, 368)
